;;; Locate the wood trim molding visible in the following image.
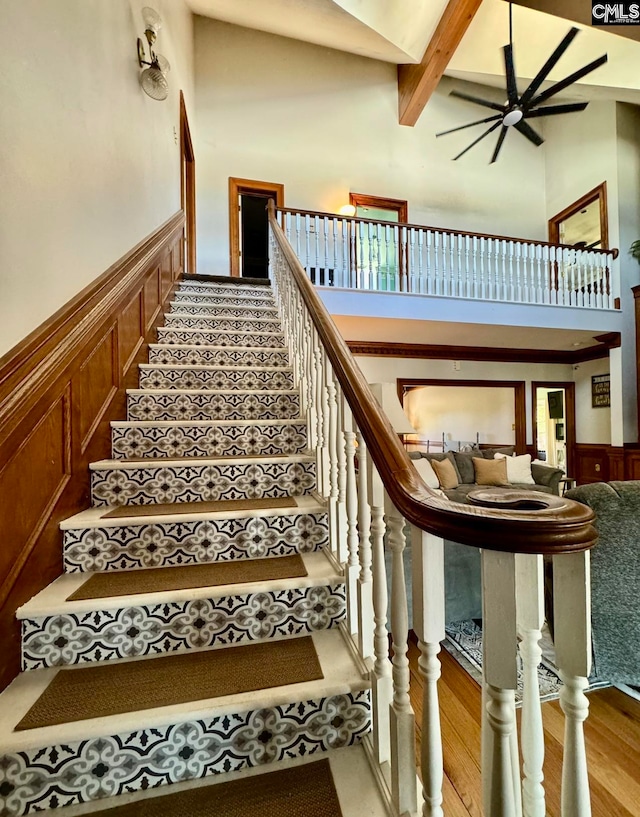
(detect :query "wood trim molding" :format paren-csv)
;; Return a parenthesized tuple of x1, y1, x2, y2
(348, 193, 408, 223)
(398, 0, 484, 126)
(229, 178, 284, 277)
(398, 377, 527, 453)
(548, 181, 609, 250)
(347, 339, 613, 365)
(180, 91, 196, 274)
(0, 213, 184, 691)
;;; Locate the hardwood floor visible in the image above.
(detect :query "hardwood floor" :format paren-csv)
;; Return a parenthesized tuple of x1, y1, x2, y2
(408, 640, 640, 816)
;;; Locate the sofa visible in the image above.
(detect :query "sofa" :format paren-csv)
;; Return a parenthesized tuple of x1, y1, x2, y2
(563, 481, 640, 686)
(408, 447, 564, 503)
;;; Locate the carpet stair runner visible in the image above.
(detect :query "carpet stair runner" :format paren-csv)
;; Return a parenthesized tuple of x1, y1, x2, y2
(0, 277, 388, 817)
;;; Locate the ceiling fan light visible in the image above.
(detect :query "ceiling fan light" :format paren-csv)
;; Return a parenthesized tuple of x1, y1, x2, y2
(140, 66, 169, 101)
(503, 108, 524, 127)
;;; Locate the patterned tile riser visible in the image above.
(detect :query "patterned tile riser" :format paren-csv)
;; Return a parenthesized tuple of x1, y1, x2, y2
(178, 283, 273, 295)
(137, 368, 295, 391)
(168, 304, 279, 319)
(0, 691, 371, 815)
(111, 423, 308, 460)
(22, 585, 347, 669)
(148, 347, 290, 367)
(90, 461, 316, 507)
(63, 512, 330, 573)
(156, 329, 286, 348)
(164, 316, 282, 333)
(127, 392, 301, 422)
(173, 293, 276, 306)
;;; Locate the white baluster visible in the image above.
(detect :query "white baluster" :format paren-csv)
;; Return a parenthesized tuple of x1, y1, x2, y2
(295, 212, 302, 259)
(553, 550, 592, 817)
(412, 527, 445, 817)
(516, 553, 546, 817)
(314, 336, 329, 497)
(425, 230, 432, 295)
(334, 376, 348, 559)
(326, 362, 340, 557)
(304, 214, 311, 278)
(409, 228, 416, 294)
(385, 497, 417, 817)
(357, 431, 374, 660)
(433, 230, 439, 296)
(472, 235, 479, 299)
(501, 239, 508, 301)
(482, 548, 520, 817)
(341, 218, 349, 289)
(343, 398, 360, 634)
(367, 464, 391, 763)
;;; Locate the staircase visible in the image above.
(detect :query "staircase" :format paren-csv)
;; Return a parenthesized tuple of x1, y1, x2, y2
(0, 278, 390, 817)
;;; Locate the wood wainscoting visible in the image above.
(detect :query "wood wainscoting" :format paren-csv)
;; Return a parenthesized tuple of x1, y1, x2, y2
(573, 443, 629, 484)
(0, 212, 185, 691)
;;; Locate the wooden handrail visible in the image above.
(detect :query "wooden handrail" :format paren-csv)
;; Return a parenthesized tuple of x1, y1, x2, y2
(277, 205, 619, 260)
(269, 201, 597, 554)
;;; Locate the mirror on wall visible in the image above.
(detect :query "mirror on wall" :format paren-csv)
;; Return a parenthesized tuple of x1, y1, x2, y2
(548, 182, 608, 251)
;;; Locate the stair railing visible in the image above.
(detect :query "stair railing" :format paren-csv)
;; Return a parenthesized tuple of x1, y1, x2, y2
(277, 206, 619, 311)
(268, 201, 597, 817)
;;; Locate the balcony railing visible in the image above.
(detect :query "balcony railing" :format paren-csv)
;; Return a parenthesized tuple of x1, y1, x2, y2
(278, 207, 619, 310)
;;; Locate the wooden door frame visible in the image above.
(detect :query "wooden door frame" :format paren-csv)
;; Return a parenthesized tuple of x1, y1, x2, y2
(180, 91, 196, 274)
(349, 192, 408, 223)
(531, 381, 576, 477)
(548, 181, 609, 250)
(229, 178, 285, 278)
(397, 378, 527, 453)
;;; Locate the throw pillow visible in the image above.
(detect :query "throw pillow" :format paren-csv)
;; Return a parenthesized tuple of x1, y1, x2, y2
(431, 457, 459, 490)
(473, 456, 508, 486)
(495, 452, 535, 485)
(423, 452, 462, 483)
(482, 446, 515, 459)
(453, 451, 476, 484)
(413, 457, 440, 490)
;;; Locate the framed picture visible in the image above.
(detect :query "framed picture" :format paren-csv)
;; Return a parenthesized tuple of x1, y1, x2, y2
(592, 374, 610, 408)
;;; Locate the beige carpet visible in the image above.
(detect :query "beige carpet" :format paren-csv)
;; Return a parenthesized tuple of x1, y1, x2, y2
(67, 554, 308, 600)
(16, 637, 323, 730)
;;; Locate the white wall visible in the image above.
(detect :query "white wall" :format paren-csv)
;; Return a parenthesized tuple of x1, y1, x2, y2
(194, 17, 548, 276)
(354, 355, 573, 445)
(404, 385, 516, 446)
(574, 357, 611, 444)
(0, 0, 194, 356)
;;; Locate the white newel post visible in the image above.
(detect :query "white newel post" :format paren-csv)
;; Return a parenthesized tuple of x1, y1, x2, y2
(367, 464, 391, 764)
(412, 527, 445, 817)
(553, 550, 592, 817)
(357, 432, 374, 659)
(386, 496, 417, 817)
(342, 398, 360, 634)
(481, 549, 520, 817)
(515, 553, 546, 817)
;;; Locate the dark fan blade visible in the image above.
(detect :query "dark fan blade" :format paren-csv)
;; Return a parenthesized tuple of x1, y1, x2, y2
(526, 102, 589, 118)
(530, 54, 608, 108)
(515, 119, 544, 147)
(453, 120, 503, 160)
(436, 114, 502, 137)
(449, 90, 505, 112)
(490, 126, 509, 164)
(504, 44, 518, 105)
(519, 27, 580, 108)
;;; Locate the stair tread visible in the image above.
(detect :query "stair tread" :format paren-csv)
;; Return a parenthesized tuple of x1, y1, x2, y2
(60, 493, 325, 529)
(26, 745, 389, 817)
(18, 552, 341, 616)
(0, 629, 367, 751)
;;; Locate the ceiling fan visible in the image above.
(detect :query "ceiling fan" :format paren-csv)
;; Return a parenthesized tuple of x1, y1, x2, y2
(437, 7, 608, 163)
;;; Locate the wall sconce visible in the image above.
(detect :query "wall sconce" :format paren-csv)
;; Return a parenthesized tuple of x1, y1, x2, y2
(137, 7, 171, 101)
(338, 204, 356, 217)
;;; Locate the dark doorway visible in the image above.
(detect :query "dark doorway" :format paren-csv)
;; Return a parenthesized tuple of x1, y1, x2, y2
(228, 178, 285, 277)
(240, 194, 270, 278)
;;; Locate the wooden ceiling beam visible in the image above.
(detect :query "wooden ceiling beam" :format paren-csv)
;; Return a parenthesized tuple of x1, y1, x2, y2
(398, 0, 484, 127)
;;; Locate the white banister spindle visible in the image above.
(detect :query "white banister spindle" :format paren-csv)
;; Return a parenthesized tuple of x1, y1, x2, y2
(342, 398, 360, 634)
(314, 337, 329, 497)
(433, 230, 440, 296)
(553, 550, 592, 817)
(385, 498, 417, 817)
(409, 228, 416, 293)
(334, 377, 348, 557)
(507, 241, 514, 301)
(367, 464, 391, 764)
(516, 553, 546, 817)
(482, 549, 520, 817)
(326, 365, 340, 558)
(425, 230, 432, 294)
(412, 527, 445, 817)
(357, 432, 374, 660)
